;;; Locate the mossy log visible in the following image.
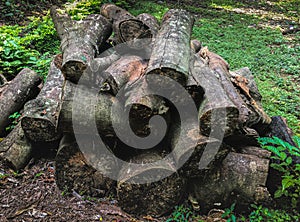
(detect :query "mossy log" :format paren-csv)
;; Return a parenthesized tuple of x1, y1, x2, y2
(191, 54, 239, 137)
(58, 80, 122, 139)
(50, 6, 112, 83)
(145, 9, 194, 86)
(0, 68, 41, 136)
(117, 151, 185, 216)
(0, 122, 32, 170)
(100, 4, 155, 49)
(21, 55, 64, 142)
(55, 134, 117, 197)
(199, 47, 251, 126)
(190, 146, 272, 212)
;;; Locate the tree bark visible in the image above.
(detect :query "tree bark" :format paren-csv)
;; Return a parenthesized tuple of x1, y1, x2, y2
(50, 6, 112, 83)
(191, 39, 202, 53)
(191, 54, 239, 137)
(100, 4, 156, 49)
(190, 146, 272, 212)
(145, 9, 194, 86)
(58, 80, 122, 139)
(199, 47, 251, 126)
(101, 55, 148, 95)
(0, 122, 32, 170)
(21, 54, 64, 142)
(229, 67, 271, 129)
(55, 134, 117, 197)
(117, 151, 185, 216)
(0, 68, 41, 136)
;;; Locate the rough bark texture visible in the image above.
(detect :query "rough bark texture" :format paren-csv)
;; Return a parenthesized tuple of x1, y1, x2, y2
(191, 54, 239, 137)
(100, 4, 154, 50)
(117, 151, 185, 216)
(0, 68, 41, 136)
(55, 134, 117, 197)
(58, 80, 122, 139)
(51, 6, 112, 83)
(21, 55, 64, 142)
(229, 67, 271, 129)
(190, 147, 272, 212)
(136, 13, 159, 37)
(200, 47, 251, 126)
(0, 123, 32, 170)
(101, 55, 147, 95)
(146, 9, 194, 86)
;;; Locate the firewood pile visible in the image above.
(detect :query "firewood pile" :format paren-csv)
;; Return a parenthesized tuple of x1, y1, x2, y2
(0, 3, 299, 216)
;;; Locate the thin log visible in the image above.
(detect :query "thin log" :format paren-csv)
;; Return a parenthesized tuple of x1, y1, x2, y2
(200, 47, 251, 126)
(190, 147, 271, 212)
(117, 151, 185, 216)
(21, 54, 64, 142)
(145, 9, 194, 86)
(100, 4, 155, 49)
(50, 6, 112, 83)
(58, 80, 122, 139)
(0, 68, 41, 136)
(101, 55, 147, 95)
(191, 54, 239, 137)
(0, 122, 32, 170)
(55, 134, 117, 197)
(229, 67, 271, 129)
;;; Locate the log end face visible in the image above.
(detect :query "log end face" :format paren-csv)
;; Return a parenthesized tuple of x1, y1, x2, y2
(62, 61, 87, 83)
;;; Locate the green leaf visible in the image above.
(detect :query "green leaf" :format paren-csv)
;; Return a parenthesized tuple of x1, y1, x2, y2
(282, 177, 295, 190)
(285, 156, 292, 165)
(274, 189, 283, 198)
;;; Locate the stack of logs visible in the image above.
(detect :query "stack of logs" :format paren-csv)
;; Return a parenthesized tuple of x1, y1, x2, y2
(0, 3, 299, 216)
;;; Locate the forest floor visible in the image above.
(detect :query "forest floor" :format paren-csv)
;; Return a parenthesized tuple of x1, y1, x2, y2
(0, 0, 299, 221)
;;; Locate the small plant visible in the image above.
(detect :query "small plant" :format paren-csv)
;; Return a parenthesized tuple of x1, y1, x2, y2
(166, 204, 195, 222)
(258, 136, 300, 208)
(221, 203, 237, 222)
(5, 111, 21, 132)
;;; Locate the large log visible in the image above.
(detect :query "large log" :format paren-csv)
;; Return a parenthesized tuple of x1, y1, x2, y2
(191, 54, 239, 137)
(190, 146, 272, 212)
(117, 151, 185, 216)
(100, 4, 157, 49)
(0, 68, 41, 136)
(58, 80, 122, 139)
(0, 122, 32, 170)
(50, 6, 112, 83)
(229, 67, 271, 129)
(55, 134, 117, 197)
(21, 54, 64, 142)
(145, 9, 194, 86)
(199, 47, 251, 127)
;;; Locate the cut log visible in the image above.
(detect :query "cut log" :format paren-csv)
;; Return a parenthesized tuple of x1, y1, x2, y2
(0, 122, 32, 170)
(50, 6, 112, 83)
(190, 147, 272, 212)
(136, 13, 159, 37)
(58, 80, 122, 139)
(169, 118, 229, 178)
(55, 134, 117, 197)
(100, 4, 156, 49)
(229, 67, 271, 129)
(145, 9, 194, 86)
(191, 39, 202, 53)
(101, 55, 148, 95)
(0, 68, 42, 136)
(199, 47, 251, 126)
(117, 151, 185, 216)
(21, 54, 64, 142)
(191, 54, 239, 137)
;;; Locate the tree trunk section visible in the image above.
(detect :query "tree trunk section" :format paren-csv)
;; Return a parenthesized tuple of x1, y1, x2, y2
(55, 134, 117, 197)
(117, 151, 185, 216)
(50, 6, 112, 83)
(190, 146, 272, 212)
(100, 4, 156, 49)
(0, 122, 32, 170)
(146, 9, 194, 86)
(0, 68, 41, 136)
(21, 54, 64, 142)
(58, 80, 122, 139)
(191, 54, 239, 137)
